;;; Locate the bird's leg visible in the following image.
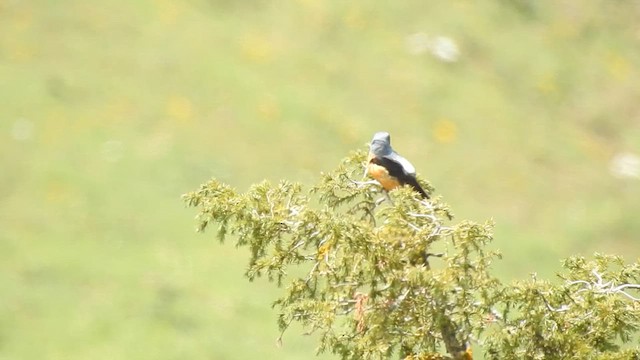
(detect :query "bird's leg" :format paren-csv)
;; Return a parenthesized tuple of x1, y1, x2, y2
(374, 191, 393, 206)
(385, 191, 394, 205)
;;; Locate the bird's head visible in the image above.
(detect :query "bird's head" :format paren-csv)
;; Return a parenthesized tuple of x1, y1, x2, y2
(369, 131, 392, 156)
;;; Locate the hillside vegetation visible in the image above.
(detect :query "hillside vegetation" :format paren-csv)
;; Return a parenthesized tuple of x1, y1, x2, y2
(1, 1, 639, 359)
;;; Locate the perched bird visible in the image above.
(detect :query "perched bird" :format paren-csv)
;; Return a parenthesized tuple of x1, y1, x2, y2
(367, 132, 429, 199)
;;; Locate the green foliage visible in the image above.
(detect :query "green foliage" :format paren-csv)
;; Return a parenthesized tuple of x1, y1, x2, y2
(183, 151, 634, 359)
(485, 255, 640, 359)
(4, 2, 640, 359)
(185, 151, 497, 359)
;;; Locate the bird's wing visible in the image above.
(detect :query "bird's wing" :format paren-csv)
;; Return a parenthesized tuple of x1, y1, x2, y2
(399, 172, 429, 199)
(371, 156, 405, 180)
(371, 155, 429, 199)
(384, 152, 416, 175)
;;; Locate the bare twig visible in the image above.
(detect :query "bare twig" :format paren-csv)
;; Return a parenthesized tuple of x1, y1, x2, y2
(544, 268, 640, 314)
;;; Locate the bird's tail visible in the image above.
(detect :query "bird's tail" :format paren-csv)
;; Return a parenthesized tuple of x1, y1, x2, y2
(406, 178, 429, 199)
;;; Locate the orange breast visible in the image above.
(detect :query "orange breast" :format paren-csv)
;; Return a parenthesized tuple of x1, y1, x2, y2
(367, 163, 401, 191)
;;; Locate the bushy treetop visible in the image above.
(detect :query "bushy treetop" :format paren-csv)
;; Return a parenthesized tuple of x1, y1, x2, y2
(184, 150, 640, 360)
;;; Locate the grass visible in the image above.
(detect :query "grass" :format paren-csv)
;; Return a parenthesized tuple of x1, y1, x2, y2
(1, 1, 639, 358)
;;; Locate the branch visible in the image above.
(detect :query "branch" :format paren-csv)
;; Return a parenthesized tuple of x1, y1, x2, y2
(544, 268, 640, 314)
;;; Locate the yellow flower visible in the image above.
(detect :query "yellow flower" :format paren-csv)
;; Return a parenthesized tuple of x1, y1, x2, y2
(241, 35, 274, 63)
(166, 95, 193, 123)
(7, 42, 35, 62)
(344, 6, 366, 30)
(46, 181, 70, 203)
(536, 73, 558, 95)
(317, 242, 332, 260)
(257, 96, 280, 121)
(433, 119, 457, 144)
(607, 52, 631, 80)
(154, 0, 183, 25)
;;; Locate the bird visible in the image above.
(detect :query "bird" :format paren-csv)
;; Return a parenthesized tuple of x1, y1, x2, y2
(367, 131, 429, 199)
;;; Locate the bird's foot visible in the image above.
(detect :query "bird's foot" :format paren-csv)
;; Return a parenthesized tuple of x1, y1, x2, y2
(374, 192, 394, 206)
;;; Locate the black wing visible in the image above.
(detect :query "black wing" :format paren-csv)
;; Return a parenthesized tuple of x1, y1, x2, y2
(371, 156, 430, 199)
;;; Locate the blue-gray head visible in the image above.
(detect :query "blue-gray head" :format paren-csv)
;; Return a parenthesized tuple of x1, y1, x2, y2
(368, 131, 417, 175)
(369, 131, 392, 157)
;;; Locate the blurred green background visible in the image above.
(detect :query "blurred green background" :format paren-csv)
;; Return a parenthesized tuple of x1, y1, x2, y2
(2, 1, 640, 359)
